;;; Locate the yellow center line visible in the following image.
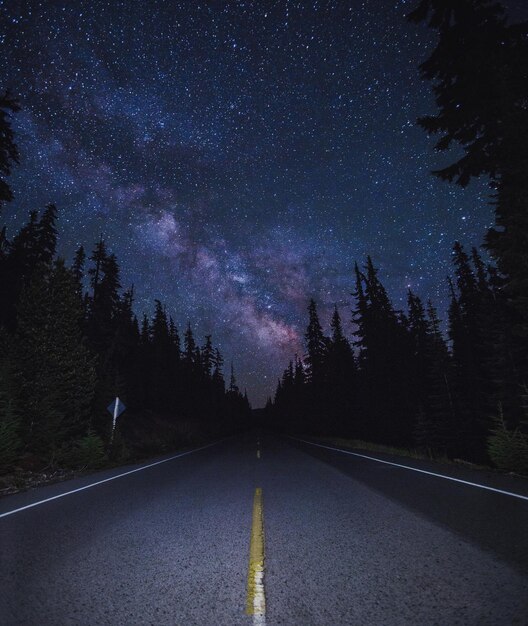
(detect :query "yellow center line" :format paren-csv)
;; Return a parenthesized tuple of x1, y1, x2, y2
(257, 449, 261, 459)
(246, 488, 266, 623)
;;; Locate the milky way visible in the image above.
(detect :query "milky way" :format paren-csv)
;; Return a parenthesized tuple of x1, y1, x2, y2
(1, 0, 526, 406)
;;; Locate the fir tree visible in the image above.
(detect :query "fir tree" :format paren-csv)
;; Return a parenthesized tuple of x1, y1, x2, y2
(202, 335, 214, 378)
(169, 316, 181, 362)
(212, 348, 225, 393)
(229, 363, 240, 394)
(71, 245, 86, 292)
(14, 261, 97, 460)
(409, 0, 528, 392)
(1, 211, 40, 330)
(184, 323, 196, 365)
(37, 203, 58, 267)
(326, 306, 356, 435)
(304, 299, 327, 385)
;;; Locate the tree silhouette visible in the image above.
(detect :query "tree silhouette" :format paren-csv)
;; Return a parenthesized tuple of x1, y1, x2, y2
(409, 0, 528, 413)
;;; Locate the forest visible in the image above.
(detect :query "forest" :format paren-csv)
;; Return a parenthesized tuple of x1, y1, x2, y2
(0, 198, 251, 474)
(1, 0, 527, 477)
(268, 0, 528, 473)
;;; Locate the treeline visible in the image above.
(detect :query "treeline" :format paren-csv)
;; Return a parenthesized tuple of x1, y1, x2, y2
(0, 205, 250, 471)
(269, 0, 528, 473)
(270, 246, 528, 471)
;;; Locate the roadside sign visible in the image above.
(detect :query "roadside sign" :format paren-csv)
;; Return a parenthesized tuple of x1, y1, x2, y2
(107, 397, 126, 442)
(107, 397, 126, 419)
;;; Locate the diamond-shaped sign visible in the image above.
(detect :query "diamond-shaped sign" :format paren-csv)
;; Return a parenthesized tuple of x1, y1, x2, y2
(107, 397, 126, 418)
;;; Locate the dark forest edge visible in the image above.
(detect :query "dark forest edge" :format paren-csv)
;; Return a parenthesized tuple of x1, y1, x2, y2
(265, 0, 528, 475)
(264, 249, 527, 475)
(0, 202, 251, 487)
(1, 0, 528, 481)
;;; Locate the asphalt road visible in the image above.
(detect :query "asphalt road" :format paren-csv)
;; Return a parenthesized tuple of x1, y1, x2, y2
(1, 432, 527, 625)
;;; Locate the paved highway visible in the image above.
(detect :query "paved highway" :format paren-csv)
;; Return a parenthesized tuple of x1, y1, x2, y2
(1, 432, 527, 625)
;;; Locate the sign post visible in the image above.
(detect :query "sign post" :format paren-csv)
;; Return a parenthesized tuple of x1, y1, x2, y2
(107, 397, 126, 443)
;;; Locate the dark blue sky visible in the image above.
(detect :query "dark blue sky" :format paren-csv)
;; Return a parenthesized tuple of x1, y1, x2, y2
(1, 0, 526, 406)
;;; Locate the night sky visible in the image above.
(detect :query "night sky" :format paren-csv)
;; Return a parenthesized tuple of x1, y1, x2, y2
(1, 0, 526, 407)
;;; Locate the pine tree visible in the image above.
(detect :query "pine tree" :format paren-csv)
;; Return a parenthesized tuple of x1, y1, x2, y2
(1, 211, 40, 330)
(14, 261, 97, 460)
(212, 348, 225, 393)
(141, 314, 150, 344)
(326, 306, 356, 435)
(354, 257, 414, 445)
(407, 290, 430, 414)
(229, 363, 239, 394)
(201, 335, 214, 378)
(87, 240, 121, 357)
(448, 243, 497, 460)
(71, 245, 86, 292)
(184, 323, 196, 365)
(37, 204, 58, 267)
(408, 0, 528, 394)
(150, 300, 171, 411)
(304, 299, 327, 385)
(169, 316, 181, 362)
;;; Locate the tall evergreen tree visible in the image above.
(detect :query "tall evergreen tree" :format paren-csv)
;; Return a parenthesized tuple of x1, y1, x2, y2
(14, 261, 97, 459)
(202, 335, 214, 379)
(448, 243, 497, 459)
(184, 323, 196, 365)
(71, 245, 86, 291)
(356, 257, 414, 444)
(212, 348, 225, 394)
(408, 0, 528, 394)
(304, 299, 327, 385)
(421, 301, 457, 454)
(169, 316, 181, 362)
(229, 363, 239, 394)
(326, 306, 356, 435)
(37, 204, 58, 267)
(1, 208, 56, 331)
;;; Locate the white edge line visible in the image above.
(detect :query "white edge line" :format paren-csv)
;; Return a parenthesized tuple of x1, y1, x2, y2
(290, 436, 528, 502)
(0, 439, 223, 519)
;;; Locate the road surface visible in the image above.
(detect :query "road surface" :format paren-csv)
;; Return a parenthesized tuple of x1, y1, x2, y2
(1, 432, 527, 625)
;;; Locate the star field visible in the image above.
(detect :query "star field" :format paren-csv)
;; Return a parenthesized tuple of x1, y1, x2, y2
(1, 0, 526, 406)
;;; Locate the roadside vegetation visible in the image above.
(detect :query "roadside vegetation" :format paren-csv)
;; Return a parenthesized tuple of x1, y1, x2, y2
(0, 102, 251, 488)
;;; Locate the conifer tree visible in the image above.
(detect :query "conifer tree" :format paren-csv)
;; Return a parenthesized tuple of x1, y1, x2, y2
(201, 335, 214, 378)
(37, 204, 58, 267)
(422, 300, 456, 453)
(409, 0, 528, 391)
(304, 299, 327, 385)
(169, 317, 181, 361)
(71, 245, 86, 291)
(150, 300, 171, 410)
(448, 243, 496, 459)
(355, 257, 414, 444)
(184, 323, 196, 365)
(1, 211, 41, 330)
(326, 306, 356, 435)
(212, 348, 225, 393)
(14, 261, 97, 460)
(407, 290, 430, 412)
(229, 363, 239, 394)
